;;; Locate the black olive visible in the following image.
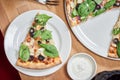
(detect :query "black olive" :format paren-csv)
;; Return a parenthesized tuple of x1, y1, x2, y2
(95, 4, 101, 10)
(29, 28, 34, 37)
(38, 41, 42, 44)
(28, 55, 34, 61)
(29, 27, 34, 33)
(114, 1, 120, 7)
(38, 55, 45, 61)
(76, 3, 81, 10)
(113, 38, 119, 44)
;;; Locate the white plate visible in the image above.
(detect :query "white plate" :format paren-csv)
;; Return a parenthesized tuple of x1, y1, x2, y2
(64, 1, 120, 60)
(4, 10, 71, 76)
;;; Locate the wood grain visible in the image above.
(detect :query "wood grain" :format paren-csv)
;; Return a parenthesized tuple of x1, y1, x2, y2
(0, 0, 120, 80)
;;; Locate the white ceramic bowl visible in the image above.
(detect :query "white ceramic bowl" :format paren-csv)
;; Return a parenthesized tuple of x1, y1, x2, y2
(67, 53, 97, 80)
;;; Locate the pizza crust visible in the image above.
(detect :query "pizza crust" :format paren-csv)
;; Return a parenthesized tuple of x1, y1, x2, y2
(16, 57, 62, 69)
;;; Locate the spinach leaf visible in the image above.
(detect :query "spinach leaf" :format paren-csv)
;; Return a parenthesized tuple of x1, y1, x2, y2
(77, 0, 96, 21)
(104, 0, 116, 9)
(71, 8, 79, 18)
(33, 30, 41, 38)
(78, 2, 90, 20)
(41, 30, 52, 40)
(40, 44, 59, 58)
(94, 0, 103, 4)
(19, 44, 30, 61)
(93, 8, 106, 16)
(35, 14, 52, 26)
(117, 41, 120, 57)
(88, 1, 96, 13)
(112, 27, 120, 35)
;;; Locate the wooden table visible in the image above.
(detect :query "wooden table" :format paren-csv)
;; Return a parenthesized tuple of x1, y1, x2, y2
(0, 0, 120, 80)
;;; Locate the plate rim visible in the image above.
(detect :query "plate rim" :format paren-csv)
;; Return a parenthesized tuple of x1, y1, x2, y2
(4, 10, 72, 76)
(64, 0, 120, 60)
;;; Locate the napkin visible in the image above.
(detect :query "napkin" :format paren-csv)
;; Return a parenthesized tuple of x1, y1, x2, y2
(0, 31, 21, 80)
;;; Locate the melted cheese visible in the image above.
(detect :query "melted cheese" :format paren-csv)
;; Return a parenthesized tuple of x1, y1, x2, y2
(77, 0, 83, 3)
(36, 48, 47, 57)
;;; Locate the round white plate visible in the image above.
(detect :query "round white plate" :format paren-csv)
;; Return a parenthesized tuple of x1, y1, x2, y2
(4, 10, 71, 76)
(64, 1, 120, 60)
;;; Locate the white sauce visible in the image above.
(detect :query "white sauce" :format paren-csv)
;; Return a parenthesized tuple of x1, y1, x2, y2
(71, 56, 94, 80)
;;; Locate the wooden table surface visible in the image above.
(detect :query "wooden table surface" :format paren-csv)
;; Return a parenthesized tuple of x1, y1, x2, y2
(0, 0, 120, 80)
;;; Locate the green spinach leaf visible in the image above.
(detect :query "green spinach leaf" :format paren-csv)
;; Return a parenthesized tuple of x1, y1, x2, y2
(19, 44, 30, 61)
(112, 27, 120, 35)
(93, 8, 106, 16)
(117, 41, 120, 57)
(35, 14, 52, 26)
(40, 44, 59, 58)
(94, 0, 103, 4)
(71, 8, 79, 17)
(33, 30, 41, 38)
(41, 30, 52, 40)
(104, 0, 116, 9)
(77, 0, 96, 21)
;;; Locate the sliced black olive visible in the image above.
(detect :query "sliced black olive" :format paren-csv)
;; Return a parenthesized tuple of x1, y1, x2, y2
(95, 4, 101, 10)
(28, 55, 34, 61)
(113, 38, 119, 44)
(29, 27, 35, 37)
(38, 41, 42, 44)
(114, 1, 120, 7)
(38, 55, 45, 61)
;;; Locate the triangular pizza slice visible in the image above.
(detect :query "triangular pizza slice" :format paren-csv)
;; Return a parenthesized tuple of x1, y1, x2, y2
(16, 13, 62, 69)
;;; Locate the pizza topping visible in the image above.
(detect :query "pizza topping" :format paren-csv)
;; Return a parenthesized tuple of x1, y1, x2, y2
(77, 0, 83, 3)
(71, 8, 79, 18)
(94, 0, 103, 4)
(33, 30, 41, 38)
(19, 44, 30, 62)
(38, 55, 45, 61)
(104, 0, 116, 9)
(29, 28, 35, 37)
(114, 1, 120, 7)
(117, 41, 120, 57)
(38, 41, 42, 44)
(77, 0, 96, 21)
(28, 55, 34, 61)
(40, 44, 59, 58)
(40, 27, 45, 31)
(112, 27, 120, 35)
(113, 38, 119, 44)
(93, 8, 106, 16)
(41, 30, 52, 40)
(35, 14, 52, 26)
(95, 4, 101, 10)
(76, 3, 81, 10)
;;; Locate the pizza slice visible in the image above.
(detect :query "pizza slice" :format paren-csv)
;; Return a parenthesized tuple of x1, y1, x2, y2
(108, 14, 120, 58)
(16, 13, 62, 69)
(66, 0, 120, 27)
